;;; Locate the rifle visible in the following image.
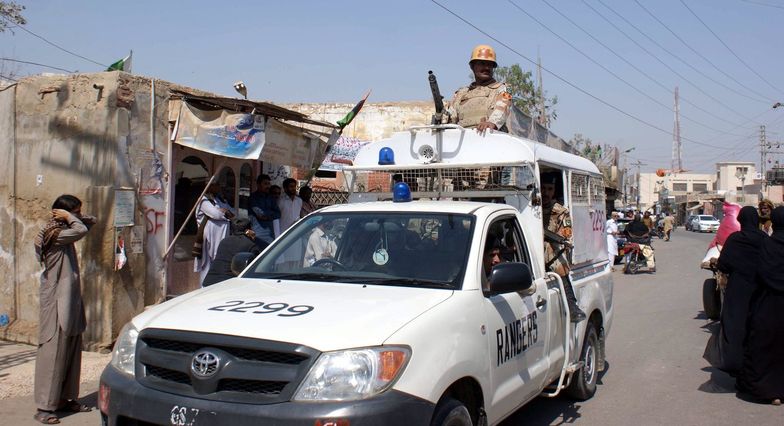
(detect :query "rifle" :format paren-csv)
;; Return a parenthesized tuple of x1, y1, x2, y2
(428, 70, 451, 125)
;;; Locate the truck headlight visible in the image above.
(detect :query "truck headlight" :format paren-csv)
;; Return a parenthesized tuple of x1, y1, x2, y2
(110, 322, 139, 376)
(293, 346, 410, 401)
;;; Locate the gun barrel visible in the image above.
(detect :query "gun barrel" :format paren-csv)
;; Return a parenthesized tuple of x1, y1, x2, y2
(428, 70, 444, 113)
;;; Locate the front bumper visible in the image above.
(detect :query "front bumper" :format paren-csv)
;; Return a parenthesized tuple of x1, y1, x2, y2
(100, 366, 435, 426)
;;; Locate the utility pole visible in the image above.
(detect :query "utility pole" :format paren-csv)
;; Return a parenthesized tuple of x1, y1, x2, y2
(760, 125, 767, 180)
(631, 160, 646, 211)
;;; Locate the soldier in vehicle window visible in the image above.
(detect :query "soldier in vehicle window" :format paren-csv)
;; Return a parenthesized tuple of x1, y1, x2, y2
(483, 236, 504, 284)
(445, 45, 512, 135)
(541, 172, 587, 322)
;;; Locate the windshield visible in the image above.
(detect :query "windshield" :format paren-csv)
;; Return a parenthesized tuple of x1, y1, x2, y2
(699, 215, 717, 221)
(243, 211, 475, 289)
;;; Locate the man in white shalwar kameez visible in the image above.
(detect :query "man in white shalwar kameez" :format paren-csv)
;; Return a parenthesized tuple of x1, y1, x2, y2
(606, 212, 619, 271)
(194, 184, 231, 285)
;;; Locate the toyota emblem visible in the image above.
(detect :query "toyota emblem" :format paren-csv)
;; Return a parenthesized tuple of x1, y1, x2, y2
(191, 350, 220, 378)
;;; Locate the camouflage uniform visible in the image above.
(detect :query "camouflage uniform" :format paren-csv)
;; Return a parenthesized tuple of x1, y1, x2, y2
(543, 202, 572, 276)
(446, 80, 512, 130)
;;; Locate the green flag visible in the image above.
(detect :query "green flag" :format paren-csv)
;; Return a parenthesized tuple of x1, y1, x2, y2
(336, 90, 370, 129)
(107, 51, 132, 72)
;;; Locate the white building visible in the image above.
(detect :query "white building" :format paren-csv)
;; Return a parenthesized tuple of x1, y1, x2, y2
(637, 172, 715, 212)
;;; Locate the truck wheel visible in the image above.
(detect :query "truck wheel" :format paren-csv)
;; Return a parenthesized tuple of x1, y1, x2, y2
(566, 324, 599, 401)
(702, 278, 721, 320)
(430, 397, 472, 426)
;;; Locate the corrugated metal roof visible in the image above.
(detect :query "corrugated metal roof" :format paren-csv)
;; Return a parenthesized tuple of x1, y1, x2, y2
(169, 89, 337, 129)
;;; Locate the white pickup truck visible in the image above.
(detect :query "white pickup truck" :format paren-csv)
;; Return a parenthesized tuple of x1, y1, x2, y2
(99, 126, 613, 426)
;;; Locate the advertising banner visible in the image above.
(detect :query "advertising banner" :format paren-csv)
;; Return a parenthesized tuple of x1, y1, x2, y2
(174, 103, 266, 159)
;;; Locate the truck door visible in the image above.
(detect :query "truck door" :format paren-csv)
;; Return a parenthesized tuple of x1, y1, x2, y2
(482, 215, 550, 418)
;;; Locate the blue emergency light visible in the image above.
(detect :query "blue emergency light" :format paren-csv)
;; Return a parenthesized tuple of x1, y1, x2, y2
(378, 147, 395, 165)
(392, 182, 412, 202)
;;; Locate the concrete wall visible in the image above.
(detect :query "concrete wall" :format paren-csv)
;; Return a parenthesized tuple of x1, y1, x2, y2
(0, 72, 172, 351)
(716, 162, 756, 192)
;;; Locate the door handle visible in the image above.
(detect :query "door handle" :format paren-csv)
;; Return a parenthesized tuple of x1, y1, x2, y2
(536, 295, 547, 309)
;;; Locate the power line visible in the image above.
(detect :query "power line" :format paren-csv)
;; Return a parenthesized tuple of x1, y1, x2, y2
(0, 73, 19, 82)
(741, 0, 784, 11)
(429, 0, 734, 150)
(679, 0, 782, 95)
(584, 0, 765, 127)
(534, 0, 750, 137)
(0, 17, 107, 68)
(632, 0, 775, 104)
(592, 0, 770, 109)
(0, 57, 75, 73)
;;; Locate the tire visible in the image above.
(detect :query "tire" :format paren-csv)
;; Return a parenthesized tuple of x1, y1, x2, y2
(627, 253, 641, 274)
(430, 397, 472, 426)
(702, 278, 721, 320)
(567, 324, 599, 400)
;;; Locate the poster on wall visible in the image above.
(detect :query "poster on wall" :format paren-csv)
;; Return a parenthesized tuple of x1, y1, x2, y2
(114, 190, 136, 227)
(130, 225, 144, 254)
(174, 103, 267, 159)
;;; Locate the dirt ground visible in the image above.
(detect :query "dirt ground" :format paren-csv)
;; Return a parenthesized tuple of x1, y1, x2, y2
(0, 341, 111, 400)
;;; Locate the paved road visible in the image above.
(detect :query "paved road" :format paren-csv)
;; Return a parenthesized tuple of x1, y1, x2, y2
(504, 228, 781, 425)
(2, 228, 781, 425)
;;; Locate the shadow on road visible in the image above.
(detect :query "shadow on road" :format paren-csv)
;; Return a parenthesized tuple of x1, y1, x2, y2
(500, 362, 611, 425)
(0, 342, 37, 372)
(698, 366, 736, 394)
(55, 390, 99, 421)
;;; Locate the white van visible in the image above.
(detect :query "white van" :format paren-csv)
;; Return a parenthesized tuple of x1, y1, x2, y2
(99, 125, 613, 426)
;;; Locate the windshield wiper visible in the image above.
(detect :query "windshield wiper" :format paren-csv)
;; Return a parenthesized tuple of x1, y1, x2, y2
(347, 277, 456, 289)
(258, 272, 343, 282)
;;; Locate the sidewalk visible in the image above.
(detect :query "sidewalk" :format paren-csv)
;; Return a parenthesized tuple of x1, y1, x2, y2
(0, 341, 109, 425)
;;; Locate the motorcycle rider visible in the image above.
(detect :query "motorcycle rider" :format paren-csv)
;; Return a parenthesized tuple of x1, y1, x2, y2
(624, 214, 656, 272)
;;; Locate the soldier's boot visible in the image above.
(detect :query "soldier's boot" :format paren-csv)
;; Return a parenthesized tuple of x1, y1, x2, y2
(562, 276, 587, 323)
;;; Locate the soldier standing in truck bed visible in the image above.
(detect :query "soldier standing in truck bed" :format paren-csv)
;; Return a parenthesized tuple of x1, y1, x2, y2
(446, 44, 512, 134)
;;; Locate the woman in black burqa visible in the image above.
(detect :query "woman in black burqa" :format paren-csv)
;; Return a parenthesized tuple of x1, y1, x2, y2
(703, 206, 767, 375)
(737, 206, 784, 404)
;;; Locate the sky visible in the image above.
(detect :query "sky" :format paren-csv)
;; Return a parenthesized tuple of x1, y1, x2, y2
(2, 0, 784, 174)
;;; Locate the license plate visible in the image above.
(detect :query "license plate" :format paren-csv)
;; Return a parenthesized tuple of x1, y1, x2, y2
(170, 405, 200, 426)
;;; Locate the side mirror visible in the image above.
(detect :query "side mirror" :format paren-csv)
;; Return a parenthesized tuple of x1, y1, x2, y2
(488, 262, 534, 295)
(230, 252, 255, 276)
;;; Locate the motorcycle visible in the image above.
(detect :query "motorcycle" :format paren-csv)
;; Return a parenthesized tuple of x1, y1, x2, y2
(700, 247, 725, 321)
(623, 236, 654, 274)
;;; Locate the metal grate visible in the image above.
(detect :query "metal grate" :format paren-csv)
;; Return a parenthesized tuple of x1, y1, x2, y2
(143, 338, 308, 365)
(311, 191, 349, 208)
(589, 176, 606, 204)
(571, 174, 590, 205)
(218, 379, 287, 395)
(146, 365, 191, 385)
(352, 166, 535, 194)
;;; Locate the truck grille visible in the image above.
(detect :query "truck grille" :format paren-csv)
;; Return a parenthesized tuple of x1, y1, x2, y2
(135, 329, 319, 404)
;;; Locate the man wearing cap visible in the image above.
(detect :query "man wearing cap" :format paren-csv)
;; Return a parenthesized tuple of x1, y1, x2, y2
(541, 171, 587, 322)
(201, 217, 267, 287)
(446, 44, 512, 134)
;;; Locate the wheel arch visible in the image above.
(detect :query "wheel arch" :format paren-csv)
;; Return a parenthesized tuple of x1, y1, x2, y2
(435, 377, 485, 426)
(587, 309, 606, 371)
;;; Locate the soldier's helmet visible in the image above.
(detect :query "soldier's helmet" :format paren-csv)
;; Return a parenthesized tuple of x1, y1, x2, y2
(470, 45, 497, 67)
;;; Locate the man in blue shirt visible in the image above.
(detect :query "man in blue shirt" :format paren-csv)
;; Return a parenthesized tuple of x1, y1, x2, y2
(249, 174, 280, 244)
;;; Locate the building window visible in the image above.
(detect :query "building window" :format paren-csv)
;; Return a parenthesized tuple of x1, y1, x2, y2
(693, 183, 708, 192)
(737, 186, 743, 191)
(673, 183, 687, 191)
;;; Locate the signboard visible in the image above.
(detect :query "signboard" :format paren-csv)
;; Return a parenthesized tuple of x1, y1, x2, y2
(319, 136, 370, 171)
(114, 190, 135, 227)
(174, 103, 266, 159)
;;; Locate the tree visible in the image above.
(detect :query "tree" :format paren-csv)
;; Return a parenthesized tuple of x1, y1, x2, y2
(494, 64, 558, 127)
(0, 1, 26, 33)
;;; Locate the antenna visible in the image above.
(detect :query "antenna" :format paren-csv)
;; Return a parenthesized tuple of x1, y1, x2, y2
(672, 87, 683, 172)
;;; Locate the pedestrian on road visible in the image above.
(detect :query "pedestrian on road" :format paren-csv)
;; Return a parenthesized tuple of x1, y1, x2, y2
(758, 199, 774, 236)
(606, 212, 619, 271)
(193, 183, 232, 285)
(737, 206, 784, 405)
(33, 194, 96, 424)
(662, 212, 675, 241)
(703, 206, 767, 375)
(278, 178, 303, 233)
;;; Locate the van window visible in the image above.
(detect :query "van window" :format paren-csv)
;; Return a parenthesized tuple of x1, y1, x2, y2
(571, 173, 590, 205)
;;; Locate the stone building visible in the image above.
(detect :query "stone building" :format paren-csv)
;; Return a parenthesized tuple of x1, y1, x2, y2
(0, 72, 331, 350)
